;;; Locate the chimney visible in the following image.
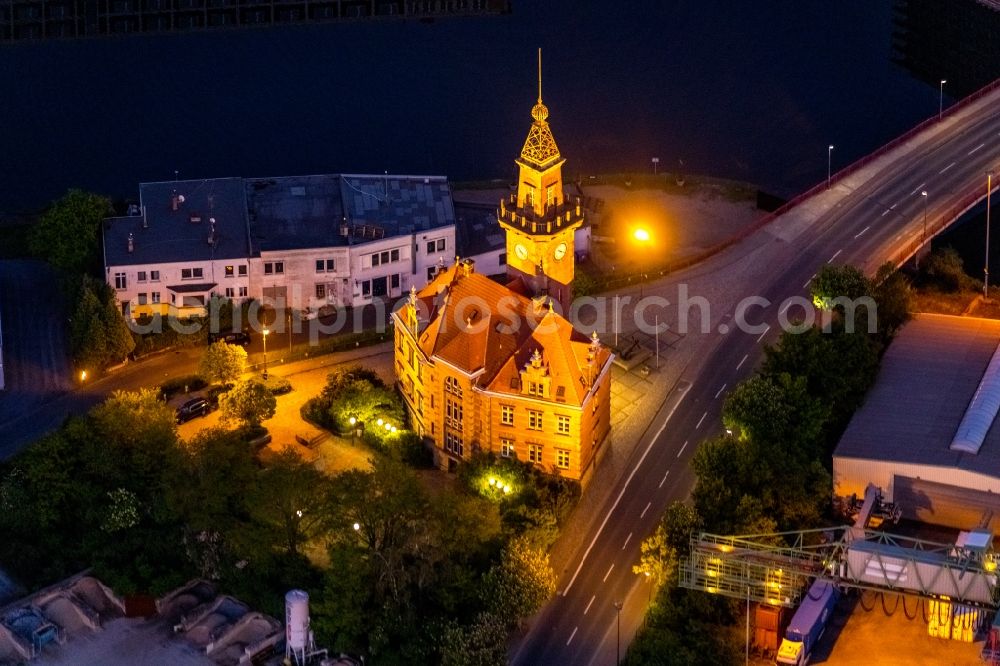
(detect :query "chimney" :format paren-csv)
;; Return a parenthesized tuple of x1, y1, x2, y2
(127, 232, 134, 253)
(142, 205, 148, 229)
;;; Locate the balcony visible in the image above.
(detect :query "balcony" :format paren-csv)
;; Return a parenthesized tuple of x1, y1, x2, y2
(497, 196, 585, 237)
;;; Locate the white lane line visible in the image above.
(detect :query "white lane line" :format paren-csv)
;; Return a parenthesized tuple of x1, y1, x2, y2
(603, 563, 615, 583)
(970, 142, 986, 155)
(828, 249, 842, 263)
(779, 302, 791, 316)
(890, 203, 898, 210)
(854, 225, 870, 239)
(640, 502, 652, 519)
(622, 532, 632, 550)
(696, 411, 707, 428)
(736, 354, 749, 371)
(562, 386, 689, 595)
(910, 183, 926, 196)
(584, 595, 596, 615)
(714, 384, 727, 399)
(756, 325, 771, 343)
(677, 440, 689, 458)
(801, 278, 811, 289)
(567, 626, 578, 646)
(939, 161, 956, 174)
(659, 470, 670, 488)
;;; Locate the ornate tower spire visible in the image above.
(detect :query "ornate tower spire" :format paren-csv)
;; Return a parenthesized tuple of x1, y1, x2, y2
(520, 48, 560, 169)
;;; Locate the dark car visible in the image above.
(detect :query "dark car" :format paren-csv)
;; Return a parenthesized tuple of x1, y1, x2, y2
(208, 331, 251, 346)
(175, 397, 213, 424)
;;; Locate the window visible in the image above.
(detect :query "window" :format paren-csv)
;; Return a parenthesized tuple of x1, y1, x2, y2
(316, 259, 324, 272)
(446, 398, 463, 431)
(426, 239, 446, 253)
(181, 267, 203, 280)
(546, 185, 555, 207)
(326, 259, 335, 271)
(238, 265, 247, 276)
(137, 271, 147, 282)
(437, 238, 446, 252)
(391, 274, 400, 289)
(445, 431, 464, 457)
(557, 415, 571, 435)
(416, 391, 423, 416)
(380, 251, 389, 264)
(316, 258, 337, 273)
(556, 449, 570, 469)
(528, 444, 543, 464)
(225, 287, 235, 298)
(525, 189, 534, 206)
(150, 270, 160, 281)
(275, 262, 284, 274)
(528, 410, 543, 431)
(427, 266, 437, 281)
(137, 293, 147, 305)
(316, 284, 326, 299)
(361, 280, 371, 296)
(406, 343, 414, 368)
(426, 240, 435, 254)
(238, 286, 248, 298)
(500, 437, 515, 458)
(391, 248, 400, 262)
(151, 292, 160, 304)
(114, 272, 126, 289)
(372, 253, 381, 267)
(225, 265, 234, 277)
(499, 252, 507, 266)
(264, 262, 283, 275)
(445, 376, 463, 397)
(264, 263, 272, 275)
(500, 405, 514, 426)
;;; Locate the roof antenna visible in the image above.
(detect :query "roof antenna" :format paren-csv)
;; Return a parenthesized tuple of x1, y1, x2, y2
(174, 169, 179, 182)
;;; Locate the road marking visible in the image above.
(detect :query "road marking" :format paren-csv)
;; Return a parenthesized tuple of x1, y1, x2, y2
(622, 532, 632, 550)
(584, 595, 596, 615)
(881, 208, 891, 217)
(677, 440, 689, 457)
(696, 411, 707, 428)
(828, 249, 842, 263)
(854, 225, 870, 239)
(659, 470, 670, 488)
(779, 302, 791, 316)
(970, 142, 986, 155)
(801, 278, 811, 289)
(567, 626, 578, 645)
(910, 183, 926, 196)
(561, 385, 689, 595)
(714, 384, 726, 399)
(939, 161, 956, 174)
(603, 563, 614, 582)
(756, 325, 771, 343)
(641, 502, 652, 519)
(736, 354, 748, 370)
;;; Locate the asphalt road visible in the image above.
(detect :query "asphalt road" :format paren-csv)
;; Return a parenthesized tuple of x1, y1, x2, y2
(512, 92, 1000, 665)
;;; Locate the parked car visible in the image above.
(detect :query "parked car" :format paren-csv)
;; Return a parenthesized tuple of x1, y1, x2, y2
(175, 397, 214, 424)
(208, 331, 251, 346)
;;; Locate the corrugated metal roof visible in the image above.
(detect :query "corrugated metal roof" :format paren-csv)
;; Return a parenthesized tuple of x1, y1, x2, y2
(951, 342, 1000, 454)
(834, 314, 1000, 478)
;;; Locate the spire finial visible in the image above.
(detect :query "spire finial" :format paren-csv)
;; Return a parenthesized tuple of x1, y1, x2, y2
(537, 47, 543, 104)
(531, 48, 549, 123)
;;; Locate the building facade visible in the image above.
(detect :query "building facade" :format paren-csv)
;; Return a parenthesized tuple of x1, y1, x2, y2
(392, 78, 614, 482)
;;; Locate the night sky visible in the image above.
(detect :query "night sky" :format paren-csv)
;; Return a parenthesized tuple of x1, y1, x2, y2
(0, 1, 939, 212)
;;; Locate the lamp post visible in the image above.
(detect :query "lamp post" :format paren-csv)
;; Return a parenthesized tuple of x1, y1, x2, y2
(939, 79, 947, 120)
(262, 327, 270, 379)
(827, 145, 834, 189)
(918, 191, 928, 270)
(987, 172, 994, 300)
(613, 600, 623, 665)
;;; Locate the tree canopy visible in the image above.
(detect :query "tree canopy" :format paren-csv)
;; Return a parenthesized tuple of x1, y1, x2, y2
(220, 380, 276, 428)
(69, 276, 135, 372)
(29, 189, 112, 275)
(199, 341, 247, 385)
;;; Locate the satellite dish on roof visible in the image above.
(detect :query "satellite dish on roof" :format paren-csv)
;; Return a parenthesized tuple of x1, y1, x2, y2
(177, 195, 186, 203)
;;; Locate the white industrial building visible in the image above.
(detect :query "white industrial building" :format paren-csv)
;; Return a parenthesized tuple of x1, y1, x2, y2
(834, 313, 1000, 532)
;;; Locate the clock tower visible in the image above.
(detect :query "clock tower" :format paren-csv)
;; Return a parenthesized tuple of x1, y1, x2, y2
(497, 50, 584, 313)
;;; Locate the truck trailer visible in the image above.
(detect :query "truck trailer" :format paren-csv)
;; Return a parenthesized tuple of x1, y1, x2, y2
(776, 580, 839, 665)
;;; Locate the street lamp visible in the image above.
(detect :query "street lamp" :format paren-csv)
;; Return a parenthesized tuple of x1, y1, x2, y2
(633, 228, 650, 243)
(613, 600, 623, 665)
(918, 190, 929, 269)
(987, 172, 994, 300)
(262, 327, 270, 379)
(939, 79, 947, 120)
(827, 145, 834, 189)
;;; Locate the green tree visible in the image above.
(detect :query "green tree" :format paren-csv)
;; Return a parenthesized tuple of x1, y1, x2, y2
(440, 612, 509, 666)
(921, 246, 975, 292)
(199, 340, 247, 385)
(220, 380, 276, 428)
(633, 502, 701, 587)
(247, 449, 328, 557)
(29, 189, 113, 275)
(69, 276, 135, 371)
(481, 536, 556, 626)
(810, 264, 871, 309)
(872, 262, 911, 340)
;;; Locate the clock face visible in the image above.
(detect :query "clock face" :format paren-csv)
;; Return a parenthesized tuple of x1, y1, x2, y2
(553, 242, 567, 261)
(515, 243, 529, 261)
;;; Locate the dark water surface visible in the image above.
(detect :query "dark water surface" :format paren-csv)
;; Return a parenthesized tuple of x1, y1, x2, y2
(0, 1, 951, 212)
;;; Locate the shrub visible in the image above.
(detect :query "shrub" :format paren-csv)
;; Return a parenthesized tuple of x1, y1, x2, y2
(258, 374, 292, 395)
(159, 375, 207, 400)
